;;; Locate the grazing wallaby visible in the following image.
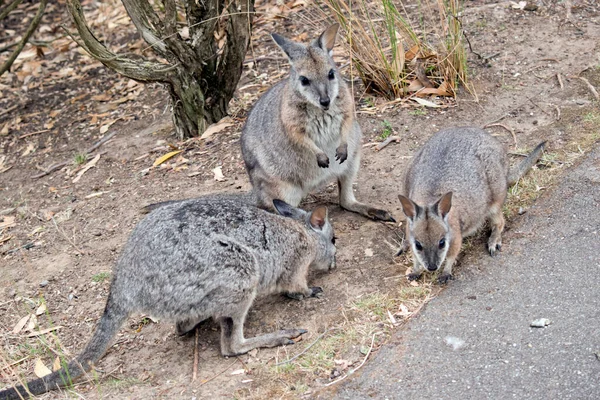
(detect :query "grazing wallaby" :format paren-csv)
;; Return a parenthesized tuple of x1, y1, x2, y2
(397, 127, 545, 284)
(0, 195, 335, 399)
(240, 24, 395, 222)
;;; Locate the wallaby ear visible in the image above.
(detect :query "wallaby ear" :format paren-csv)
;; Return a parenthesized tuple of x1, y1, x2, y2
(273, 199, 304, 219)
(309, 206, 328, 230)
(398, 195, 419, 221)
(313, 24, 339, 55)
(272, 33, 304, 62)
(435, 192, 453, 218)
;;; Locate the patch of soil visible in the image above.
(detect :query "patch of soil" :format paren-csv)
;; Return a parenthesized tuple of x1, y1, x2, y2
(1, 1, 599, 399)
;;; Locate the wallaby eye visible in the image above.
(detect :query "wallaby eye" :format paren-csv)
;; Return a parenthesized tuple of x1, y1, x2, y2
(414, 241, 423, 251)
(439, 238, 446, 249)
(331, 236, 337, 245)
(299, 76, 310, 86)
(328, 69, 335, 80)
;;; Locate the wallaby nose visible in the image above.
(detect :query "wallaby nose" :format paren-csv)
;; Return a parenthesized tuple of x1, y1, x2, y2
(320, 97, 330, 108)
(426, 264, 438, 272)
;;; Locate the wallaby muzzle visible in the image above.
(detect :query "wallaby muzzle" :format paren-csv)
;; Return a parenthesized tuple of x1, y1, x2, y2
(320, 97, 330, 109)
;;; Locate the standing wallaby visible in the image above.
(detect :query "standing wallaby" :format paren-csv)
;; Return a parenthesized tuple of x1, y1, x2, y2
(397, 127, 545, 284)
(240, 24, 395, 222)
(0, 194, 335, 399)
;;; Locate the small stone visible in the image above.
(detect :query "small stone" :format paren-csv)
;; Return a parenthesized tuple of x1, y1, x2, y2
(524, 2, 538, 11)
(518, 207, 526, 215)
(530, 318, 552, 328)
(39, 280, 49, 288)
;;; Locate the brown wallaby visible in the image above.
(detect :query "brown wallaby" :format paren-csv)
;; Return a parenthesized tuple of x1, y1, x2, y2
(397, 127, 546, 284)
(240, 24, 395, 222)
(0, 194, 335, 399)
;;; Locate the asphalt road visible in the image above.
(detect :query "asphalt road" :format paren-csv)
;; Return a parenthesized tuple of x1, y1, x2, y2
(321, 145, 600, 400)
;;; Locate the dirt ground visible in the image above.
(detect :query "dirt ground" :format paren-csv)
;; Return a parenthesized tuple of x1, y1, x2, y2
(1, 0, 599, 399)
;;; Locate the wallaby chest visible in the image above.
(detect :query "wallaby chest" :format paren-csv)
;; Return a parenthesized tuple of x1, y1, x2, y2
(305, 106, 344, 150)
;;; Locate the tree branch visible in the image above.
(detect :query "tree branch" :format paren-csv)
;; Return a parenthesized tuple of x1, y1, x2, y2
(0, 0, 23, 21)
(65, 0, 174, 83)
(0, 0, 46, 77)
(121, 0, 169, 57)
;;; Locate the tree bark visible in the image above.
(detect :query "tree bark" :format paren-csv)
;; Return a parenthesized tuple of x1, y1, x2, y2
(67, 0, 254, 138)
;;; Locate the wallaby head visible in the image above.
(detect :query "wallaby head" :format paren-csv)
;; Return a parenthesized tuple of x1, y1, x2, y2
(273, 199, 336, 271)
(271, 24, 341, 111)
(398, 192, 453, 272)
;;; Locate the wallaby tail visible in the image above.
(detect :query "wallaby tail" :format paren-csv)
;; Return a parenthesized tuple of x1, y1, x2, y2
(0, 301, 128, 400)
(507, 141, 547, 186)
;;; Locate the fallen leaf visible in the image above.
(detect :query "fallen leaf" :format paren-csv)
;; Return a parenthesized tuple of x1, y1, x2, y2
(200, 118, 234, 140)
(212, 166, 225, 182)
(34, 358, 52, 378)
(91, 94, 112, 102)
(52, 356, 61, 371)
(27, 314, 38, 331)
(12, 315, 30, 334)
(99, 118, 119, 134)
(26, 326, 62, 337)
(0, 215, 16, 230)
(413, 97, 441, 108)
(230, 369, 245, 375)
(387, 310, 397, 324)
(21, 142, 35, 157)
(153, 150, 182, 167)
(36, 303, 47, 316)
(49, 110, 61, 118)
(0, 122, 9, 136)
(73, 154, 101, 183)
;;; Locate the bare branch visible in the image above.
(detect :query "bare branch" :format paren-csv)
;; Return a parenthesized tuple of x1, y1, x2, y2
(0, 0, 23, 21)
(121, 0, 169, 56)
(65, 0, 174, 83)
(0, 0, 46, 77)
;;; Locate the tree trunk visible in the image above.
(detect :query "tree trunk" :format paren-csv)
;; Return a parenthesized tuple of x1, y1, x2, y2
(66, 0, 254, 139)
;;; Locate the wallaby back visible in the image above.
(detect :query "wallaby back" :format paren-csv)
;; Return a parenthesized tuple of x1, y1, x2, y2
(0, 194, 336, 399)
(399, 127, 545, 283)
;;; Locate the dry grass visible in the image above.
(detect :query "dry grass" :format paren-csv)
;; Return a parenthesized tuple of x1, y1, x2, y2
(316, 0, 469, 100)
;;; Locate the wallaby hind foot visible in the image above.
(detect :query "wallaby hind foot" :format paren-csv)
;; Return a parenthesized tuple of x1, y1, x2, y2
(218, 315, 306, 357)
(286, 286, 324, 301)
(338, 176, 395, 222)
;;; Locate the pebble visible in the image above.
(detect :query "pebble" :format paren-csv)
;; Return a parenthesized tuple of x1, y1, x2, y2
(40, 280, 49, 287)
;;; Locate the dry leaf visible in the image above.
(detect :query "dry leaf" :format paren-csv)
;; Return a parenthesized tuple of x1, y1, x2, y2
(26, 326, 62, 337)
(0, 122, 9, 136)
(212, 166, 225, 182)
(230, 369, 246, 375)
(405, 45, 420, 61)
(99, 118, 119, 134)
(34, 358, 52, 378)
(49, 110, 61, 118)
(413, 97, 441, 108)
(200, 118, 234, 140)
(73, 154, 101, 183)
(36, 303, 47, 316)
(21, 142, 35, 157)
(52, 356, 61, 372)
(153, 150, 182, 167)
(91, 94, 112, 102)
(27, 314, 38, 331)
(0, 215, 16, 229)
(12, 315, 30, 334)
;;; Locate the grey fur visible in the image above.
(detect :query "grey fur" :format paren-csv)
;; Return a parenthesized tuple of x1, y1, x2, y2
(398, 127, 545, 284)
(0, 194, 335, 399)
(240, 25, 395, 222)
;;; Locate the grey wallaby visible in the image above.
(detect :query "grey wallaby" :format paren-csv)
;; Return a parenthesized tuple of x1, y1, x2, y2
(0, 194, 336, 399)
(240, 24, 395, 222)
(397, 127, 546, 284)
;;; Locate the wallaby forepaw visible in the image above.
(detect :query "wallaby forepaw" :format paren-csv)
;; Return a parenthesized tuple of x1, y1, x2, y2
(310, 286, 324, 298)
(317, 153, 330, 168)
(407, 272, 422, 281)
(335, 144, 348, 164)
(285, 292, 305, 301)
(438, 274, 453, 285)
(280, 328, 308, 340)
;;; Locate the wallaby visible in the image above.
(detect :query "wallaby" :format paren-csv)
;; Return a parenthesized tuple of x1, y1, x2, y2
(0, 195, 336, 399)
(240, 24, 395, 222)
(397, 127, 546, 284)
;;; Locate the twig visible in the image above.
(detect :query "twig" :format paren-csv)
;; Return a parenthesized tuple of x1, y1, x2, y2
(275, 328, 337, 366)
(556, 73, 564, 89)
(31, 161, 69, 179)
(18, 129, 50, 139)
(85, 129, 119, 154)
(0, 356, 29, 370)
(324, 333, 377, 387)
(0, 104, 19, 119)
(485, 111, 511, 126)
(483, 123, 517, 146)
(552, 104, 561, 120)
(578, 77, 599, 100)
(199, 359, 238, 386)
(51, 217, 84, 255)
(375, 136, 401, 151)
(192, 327, 199, 382)
(527, 98, 551, 116)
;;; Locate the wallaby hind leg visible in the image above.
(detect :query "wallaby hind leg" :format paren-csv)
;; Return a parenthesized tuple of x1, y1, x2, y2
(253, 179, 304, 210)
(218, 299, 307, 357)
(439, 231, 462, 284)
(176, 316, 209, 336)
(487, 204, 505, 257)
(338, 161, 395, 222)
